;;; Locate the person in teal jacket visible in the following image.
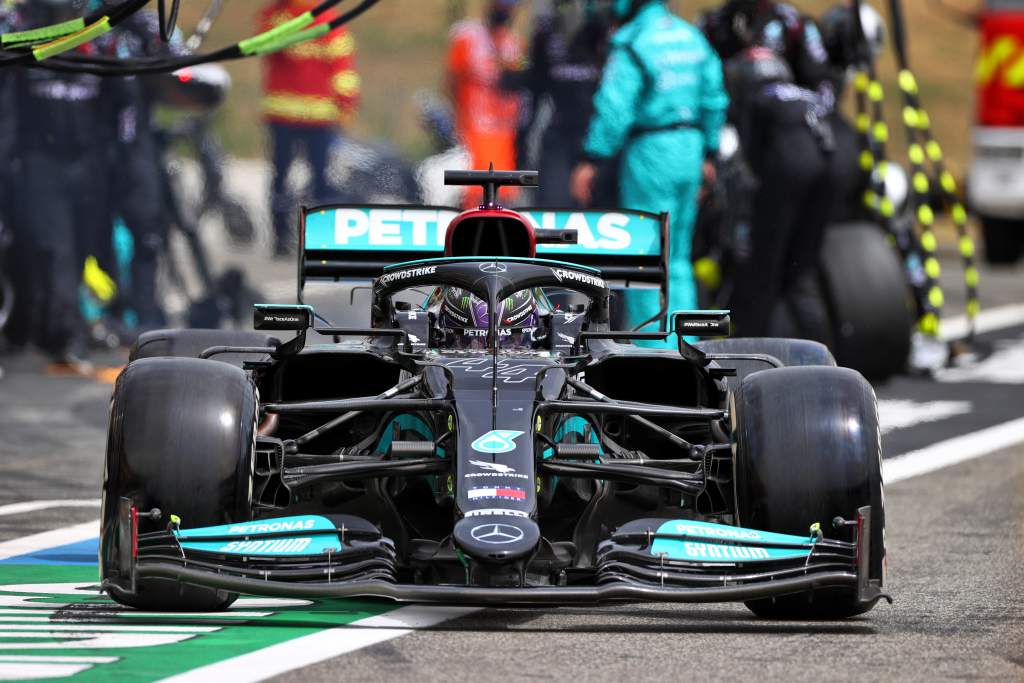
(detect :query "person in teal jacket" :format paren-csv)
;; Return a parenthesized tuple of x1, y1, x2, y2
(570, 0, 728, 345)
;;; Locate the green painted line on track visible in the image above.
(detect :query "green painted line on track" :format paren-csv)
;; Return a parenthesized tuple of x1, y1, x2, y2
(0, 564, 398, 681)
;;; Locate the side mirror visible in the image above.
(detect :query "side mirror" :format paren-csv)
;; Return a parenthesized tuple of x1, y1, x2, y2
(672, 310, 731, 338)
(254, 304, 313, 331)
(535, 229, 578, 245)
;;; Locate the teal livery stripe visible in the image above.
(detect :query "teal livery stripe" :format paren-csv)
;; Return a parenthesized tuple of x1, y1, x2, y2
(650, 520, 815, 563)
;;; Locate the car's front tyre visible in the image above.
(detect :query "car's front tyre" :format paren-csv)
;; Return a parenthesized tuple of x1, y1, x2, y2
(732, 365, 885, 619)
(101, 357, 257, 611)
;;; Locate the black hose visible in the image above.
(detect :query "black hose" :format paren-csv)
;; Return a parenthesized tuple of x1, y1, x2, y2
(0, 0, 381, 76)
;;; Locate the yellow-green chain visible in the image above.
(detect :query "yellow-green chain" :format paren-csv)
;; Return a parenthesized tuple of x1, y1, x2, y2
(853, 67, 944, 337)
(896, 69, 980, 334)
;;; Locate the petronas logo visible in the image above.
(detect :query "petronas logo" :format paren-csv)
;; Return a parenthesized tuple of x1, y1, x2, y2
(471, 430, 525, 454)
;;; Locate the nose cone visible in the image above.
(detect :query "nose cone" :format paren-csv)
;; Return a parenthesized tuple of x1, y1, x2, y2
(453, 515, 540, 563)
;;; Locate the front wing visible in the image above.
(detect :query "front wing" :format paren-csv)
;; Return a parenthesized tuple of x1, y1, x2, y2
(103, 501, 889, 608)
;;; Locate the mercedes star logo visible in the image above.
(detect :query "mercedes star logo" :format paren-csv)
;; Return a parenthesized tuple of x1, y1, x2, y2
(479, 262, 508, 273)
(470, 523, 525, 544)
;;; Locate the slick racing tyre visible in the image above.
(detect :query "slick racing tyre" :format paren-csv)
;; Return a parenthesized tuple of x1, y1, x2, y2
(732, 366, 885, 619)
(130, 328, 279, 367)
(696, 337, 835, 391)
(820, 222, 913, 380)
(979, 216, 1023, 265)
(101, 357, 257, 611)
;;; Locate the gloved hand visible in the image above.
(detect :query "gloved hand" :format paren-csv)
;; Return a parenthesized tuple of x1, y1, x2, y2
(570, 161, 597, 206)
(804, 109, 835, 153)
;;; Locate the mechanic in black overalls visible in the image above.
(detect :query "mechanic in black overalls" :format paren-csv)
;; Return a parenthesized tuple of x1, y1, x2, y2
(700, 0, 843, 344)
(96, 7, 180, 332)
(0, 5, 18, 355)
(506, 0, 611, 207)
(818, 2, 885, 225)
(5, 0, 123, 368)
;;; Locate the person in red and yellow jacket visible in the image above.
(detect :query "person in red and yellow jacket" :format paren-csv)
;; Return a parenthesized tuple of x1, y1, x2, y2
(260, 0, 360, 256)
(447, 0, 525, 207)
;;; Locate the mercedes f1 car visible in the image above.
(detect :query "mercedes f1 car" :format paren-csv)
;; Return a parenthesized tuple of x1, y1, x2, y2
(101, 170, 889, 619)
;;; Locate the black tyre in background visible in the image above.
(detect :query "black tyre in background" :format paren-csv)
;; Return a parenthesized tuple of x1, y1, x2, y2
(979, 216, 1023, 265)
(820, 222, 913, 380)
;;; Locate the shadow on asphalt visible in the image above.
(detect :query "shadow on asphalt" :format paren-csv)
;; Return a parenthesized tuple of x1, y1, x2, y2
(51, 605, 878, 637)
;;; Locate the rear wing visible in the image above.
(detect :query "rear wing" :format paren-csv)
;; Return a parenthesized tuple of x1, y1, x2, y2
(298, 204, 669, 301)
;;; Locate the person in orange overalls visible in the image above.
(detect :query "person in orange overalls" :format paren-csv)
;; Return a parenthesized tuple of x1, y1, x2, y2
(446, 0, 524, 207)
(260, 0, 360, 256)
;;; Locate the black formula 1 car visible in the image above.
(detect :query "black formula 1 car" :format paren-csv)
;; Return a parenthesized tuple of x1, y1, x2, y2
(101, 170, 889, 619)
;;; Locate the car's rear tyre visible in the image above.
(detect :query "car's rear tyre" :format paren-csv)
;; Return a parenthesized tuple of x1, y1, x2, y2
(101, 357, 257, 611)
(130, 328, 279, 366)
(696, 337, 835, 391)
(820, 222, 913, 380)
(979, 216, 1023, 265)
(732, 366, 885, 619)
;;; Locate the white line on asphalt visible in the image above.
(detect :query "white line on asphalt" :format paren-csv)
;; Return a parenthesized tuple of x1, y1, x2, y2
(155, 605, 481, 683)
(0, 633, 198, 650)
(0, 521, 98, 561)
(0, 609, 272, 618)
(883, 415, 1024, 483)
(0, 500, 99, 517)
(877, 399, 973, 434)
(941, 302, 1024, 341)
(0, 655, 118, 680)
(0, 656, 118, 663)
(0, 624, 218, 633)
(0, 617, 227, 627)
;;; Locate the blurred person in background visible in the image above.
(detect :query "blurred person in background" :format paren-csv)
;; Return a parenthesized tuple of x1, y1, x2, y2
(700, 0, 841, 344)
(0, 2, 18, 362)
(95, 4, 184, 334)
(3, 0, 125, 372)
(571, 0, 728, 342)
(447, 0, 525, 207)
(261, 0, 360, 256)
(506, 0, 611, 207)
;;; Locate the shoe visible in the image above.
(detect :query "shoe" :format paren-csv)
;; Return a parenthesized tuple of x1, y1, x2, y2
(46, 350, 95, 378)
(907, 332, 950, 374)
(92, 365, 123, 384)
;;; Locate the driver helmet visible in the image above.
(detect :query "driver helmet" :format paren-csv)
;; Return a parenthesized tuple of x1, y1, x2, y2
(437, 286, 541, 349)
